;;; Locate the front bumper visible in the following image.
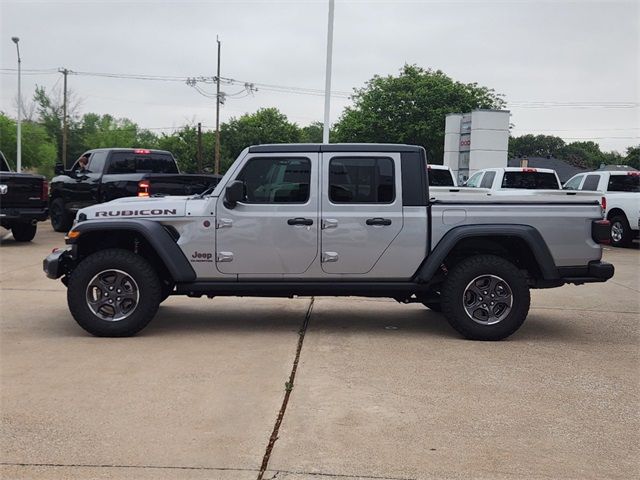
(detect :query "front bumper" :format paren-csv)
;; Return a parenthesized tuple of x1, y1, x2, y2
(43, 246, 75, 279)
(559, 261, 615, 285)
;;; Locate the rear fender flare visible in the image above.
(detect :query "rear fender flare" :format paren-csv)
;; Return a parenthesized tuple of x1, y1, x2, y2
(413, 224, 559, 282)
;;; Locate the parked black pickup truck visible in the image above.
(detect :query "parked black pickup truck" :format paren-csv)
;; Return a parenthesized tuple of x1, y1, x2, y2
(49, 148, 221, 232)
(0, 151, 49, 242)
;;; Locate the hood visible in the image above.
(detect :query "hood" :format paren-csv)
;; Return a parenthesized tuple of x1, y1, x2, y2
(78, 196, 188, 220)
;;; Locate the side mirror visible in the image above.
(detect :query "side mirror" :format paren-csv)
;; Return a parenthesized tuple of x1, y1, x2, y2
(224, 180, 244, 209)
(54, 163, 65, 175)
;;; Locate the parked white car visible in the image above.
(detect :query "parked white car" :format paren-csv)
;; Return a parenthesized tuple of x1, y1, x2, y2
(563, 170, 639, 247)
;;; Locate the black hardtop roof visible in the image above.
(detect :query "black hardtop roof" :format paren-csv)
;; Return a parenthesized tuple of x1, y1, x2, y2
(86, 148, 173, 155)
(248, 143, 424, 154)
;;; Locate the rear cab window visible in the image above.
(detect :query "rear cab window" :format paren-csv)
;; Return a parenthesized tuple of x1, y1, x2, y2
(502, 171, 559, 189)
(607, 173, 640, 192)
(480, 171, 496, 188)
(107, 151, 179, 174)
(428, 168, 455, 187)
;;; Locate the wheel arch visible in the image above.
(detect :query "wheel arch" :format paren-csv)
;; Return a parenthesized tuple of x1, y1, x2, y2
(69, 220, 196, 283)
(413, 225, 559, 286)
(606, 208, 627, 221)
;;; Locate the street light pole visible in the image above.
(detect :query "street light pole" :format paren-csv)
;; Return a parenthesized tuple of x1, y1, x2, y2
(322, 0, 335, 144)
(11, 36, 21, 172)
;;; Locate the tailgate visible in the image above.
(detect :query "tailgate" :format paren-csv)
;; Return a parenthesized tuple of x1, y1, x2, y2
(0, 174, 46, 209)
(143, 174, 220, 196)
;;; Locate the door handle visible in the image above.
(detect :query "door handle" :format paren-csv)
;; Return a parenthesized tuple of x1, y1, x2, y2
(287, 217, 313, 226)
(366, 217, 392, 226)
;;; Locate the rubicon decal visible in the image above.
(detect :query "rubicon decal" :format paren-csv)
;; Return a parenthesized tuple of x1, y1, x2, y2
(191, 251, 213, 263)
(94, 209, 177, 217)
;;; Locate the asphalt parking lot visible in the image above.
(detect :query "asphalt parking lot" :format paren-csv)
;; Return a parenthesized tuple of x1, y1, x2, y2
(1, 224, 638, 480)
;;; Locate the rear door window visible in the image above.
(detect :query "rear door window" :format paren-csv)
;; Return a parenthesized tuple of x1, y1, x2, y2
(107, 152, 179, 174)
(87, 151, 107, 173)
(580, 175, 601, 191)
(329, 157, 394, 203)
(502, 171, 559, 189)
(480, 171, 496, 188)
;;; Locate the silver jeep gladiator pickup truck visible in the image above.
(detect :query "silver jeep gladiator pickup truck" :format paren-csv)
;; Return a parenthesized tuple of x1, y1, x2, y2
(44, 144, 614, 340)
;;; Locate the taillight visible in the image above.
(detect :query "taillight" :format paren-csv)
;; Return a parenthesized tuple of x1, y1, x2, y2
(134, 149, 151, 154)
(601, 196, 606, 211)
(41, 181, 49, 201)
(138, 180, 150, 197)
(592, 219, 611, 245)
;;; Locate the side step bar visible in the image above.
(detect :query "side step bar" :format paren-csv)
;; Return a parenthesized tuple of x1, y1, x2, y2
(175, 281, 429, 298)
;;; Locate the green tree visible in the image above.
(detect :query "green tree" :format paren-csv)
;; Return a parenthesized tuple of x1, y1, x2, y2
(220, 108, 301, 169)
(623, 145, 640, 169)
(332, 65, 505, 163)
(0, 113, 57, 176)
(300, 121, 324, 143)
(78, 113, 157, 152)
(157, 126, 215, 173)
(558, 141, 608, 169)
(509, 134, 566, 158)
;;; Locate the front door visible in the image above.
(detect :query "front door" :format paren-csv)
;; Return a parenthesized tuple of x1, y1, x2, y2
(320, 153, 403, 274)
(215, 153, 319, 276)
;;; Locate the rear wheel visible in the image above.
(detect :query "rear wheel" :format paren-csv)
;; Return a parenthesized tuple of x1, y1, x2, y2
(441, 255, 530, 341)
(11, 222, 37, 242)
(67, 248, 161, 337)
(50, 198, 73, 232)
(609, 214, 632, 247)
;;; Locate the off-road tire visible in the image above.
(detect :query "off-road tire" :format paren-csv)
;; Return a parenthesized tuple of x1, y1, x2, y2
(50, 198, 73, 232)
(609, 214, 632, 248)
(422, 301, 442, 312)
(441, 255, 530, 341)
(67, 248, 161, 337)
(11, 222, 37, 242)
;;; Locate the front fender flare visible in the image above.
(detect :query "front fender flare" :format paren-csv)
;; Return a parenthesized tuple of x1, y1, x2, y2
(68, 219, 196, 282)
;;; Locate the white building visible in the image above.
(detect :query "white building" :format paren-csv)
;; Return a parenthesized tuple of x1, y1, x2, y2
(443, 109, 510, 184)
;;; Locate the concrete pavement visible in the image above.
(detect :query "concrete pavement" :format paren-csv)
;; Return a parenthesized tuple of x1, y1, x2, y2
(1, 224, 638, 479)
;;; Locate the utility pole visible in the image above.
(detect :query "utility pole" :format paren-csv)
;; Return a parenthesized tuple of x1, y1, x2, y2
(215, 36, 221, 175)
(197, 122, 203, 173)
(11, 37, 21, 172)
(59, 68, 69, 168)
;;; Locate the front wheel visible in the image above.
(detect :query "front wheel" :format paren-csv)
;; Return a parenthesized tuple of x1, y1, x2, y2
(11, 222, 37, 242)
(50, 198, 73, 232)
(67, 249, 162, 337)
(441, 255, 530, 341)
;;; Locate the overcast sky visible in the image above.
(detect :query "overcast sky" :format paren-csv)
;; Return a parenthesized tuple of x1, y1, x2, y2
(1, 0, 638, 154)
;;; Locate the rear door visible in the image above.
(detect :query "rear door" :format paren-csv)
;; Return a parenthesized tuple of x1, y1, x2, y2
(320, 152, 403, 274)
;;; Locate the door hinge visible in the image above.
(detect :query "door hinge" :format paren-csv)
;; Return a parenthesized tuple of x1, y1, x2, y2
(216, 218, 233, 229)
(216, 252, 234, 262)
(321, 251, 339, 263)
(322, 218, 338, 229)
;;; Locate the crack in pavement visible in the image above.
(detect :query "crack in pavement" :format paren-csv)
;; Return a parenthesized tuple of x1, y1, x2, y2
(256, 297, 314, 480)
(0, 461, 257, 473)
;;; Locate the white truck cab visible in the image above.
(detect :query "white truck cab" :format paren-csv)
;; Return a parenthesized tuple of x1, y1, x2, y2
(563, 169, 639, 246)
(464, 167, 562, 191)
